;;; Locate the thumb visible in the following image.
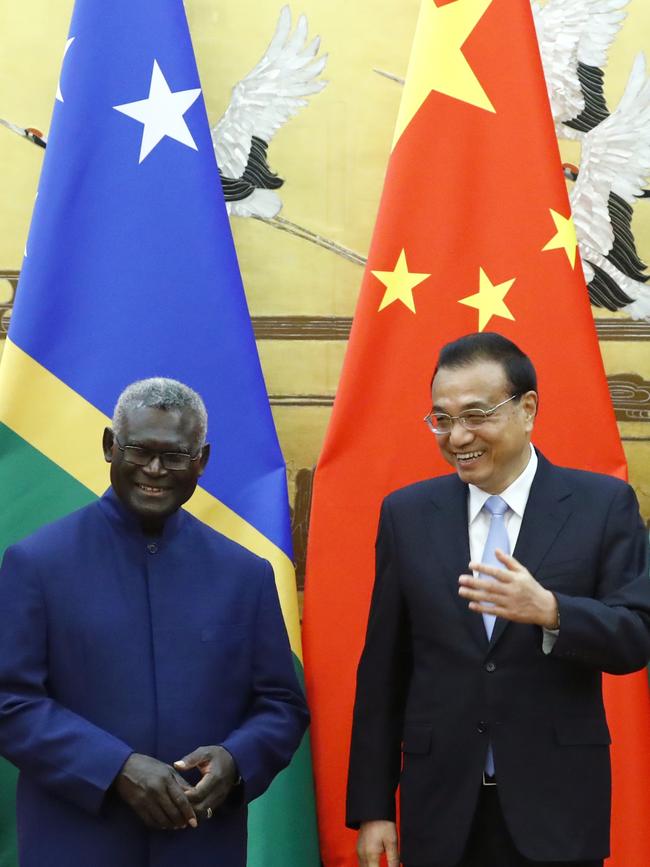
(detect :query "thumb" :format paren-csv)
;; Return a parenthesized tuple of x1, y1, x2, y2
(174, 746, 209, 770)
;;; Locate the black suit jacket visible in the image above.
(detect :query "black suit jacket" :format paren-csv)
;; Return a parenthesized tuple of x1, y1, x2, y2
(346, 452, 650, 867)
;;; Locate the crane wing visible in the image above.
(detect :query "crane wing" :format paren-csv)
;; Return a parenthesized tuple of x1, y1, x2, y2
(571, 54, 650, 313)
(211, 5, 327, 181)
(532, 0, 627, 134)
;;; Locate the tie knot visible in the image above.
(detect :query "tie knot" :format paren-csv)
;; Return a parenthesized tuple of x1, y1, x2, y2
(484, 495, 508, 517)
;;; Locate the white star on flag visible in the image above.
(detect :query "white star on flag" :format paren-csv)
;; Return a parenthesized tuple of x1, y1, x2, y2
(113, 60, 201, 163)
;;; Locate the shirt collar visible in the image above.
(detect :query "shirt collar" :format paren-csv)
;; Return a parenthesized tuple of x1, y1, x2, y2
(468, 443, 537, 524)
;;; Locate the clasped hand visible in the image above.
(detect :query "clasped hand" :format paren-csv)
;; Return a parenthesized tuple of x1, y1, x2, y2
(458, 548, 558, 629)
(115, 745, 237, 831)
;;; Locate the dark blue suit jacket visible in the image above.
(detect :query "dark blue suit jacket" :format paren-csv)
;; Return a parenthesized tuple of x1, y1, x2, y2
(346, 453, 650, 867)
(0, 490, 309, 867)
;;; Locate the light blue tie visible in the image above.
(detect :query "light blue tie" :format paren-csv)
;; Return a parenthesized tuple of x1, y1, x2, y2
(480, 495, 510, 639)
(480, 495, 509, 777)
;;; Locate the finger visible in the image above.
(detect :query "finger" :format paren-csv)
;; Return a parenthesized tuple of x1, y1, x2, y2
(187, 795, 211, 814)
(468, 601, 514, 620)
(138, 807, 163, 831)
(467, 562, 513, 582)
(171, 770, 193, 792)
(187, 777, 231, 812)
(459, 574, 505, 591)
(184, 799, 217, 822)
(459, 579, 506, 601)
(142, 798, 174, 830)
(385, 839, 400, 867)
(185, 789, 213, 811)
(185, 773, 215, 801)
(191, 793, 227, 816)
(154, 787, 193, 829)
(174, 747, 209, 771)
(167, 778, 198, 828)
(460, 592, 499, 609)
(494, 548, 522, 569)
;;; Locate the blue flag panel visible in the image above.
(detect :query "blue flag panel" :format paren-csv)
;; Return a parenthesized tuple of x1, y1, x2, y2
(11, 0, 291, 556)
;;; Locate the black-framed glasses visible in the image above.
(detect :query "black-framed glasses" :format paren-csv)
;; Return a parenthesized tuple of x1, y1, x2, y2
(423, 394, 520, 436)
(114, 437, 201, 471)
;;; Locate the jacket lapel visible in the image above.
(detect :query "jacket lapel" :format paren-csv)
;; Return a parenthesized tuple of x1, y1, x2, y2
(428, 476, 489, 653)
(488, 451, 573, 651)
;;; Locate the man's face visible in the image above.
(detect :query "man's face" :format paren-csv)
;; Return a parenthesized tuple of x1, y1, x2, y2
(102, 405, 209, 531)
(430, 360, 537, 494)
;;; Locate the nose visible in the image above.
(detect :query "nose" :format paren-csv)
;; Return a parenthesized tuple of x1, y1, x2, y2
(448, 419, 474, 447)
(142, 454, 168, 475)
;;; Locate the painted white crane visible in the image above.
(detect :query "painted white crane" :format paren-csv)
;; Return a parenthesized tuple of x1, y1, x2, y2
(533, 0, 650, 318)
(212, 5, 328, 218)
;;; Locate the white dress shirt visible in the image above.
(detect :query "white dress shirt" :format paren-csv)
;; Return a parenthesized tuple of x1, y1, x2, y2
(467, 443, 558, 652)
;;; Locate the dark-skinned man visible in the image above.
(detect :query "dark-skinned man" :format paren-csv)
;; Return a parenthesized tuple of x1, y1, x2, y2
(0, 377, 309, 867)
(346, 333, 650, 867)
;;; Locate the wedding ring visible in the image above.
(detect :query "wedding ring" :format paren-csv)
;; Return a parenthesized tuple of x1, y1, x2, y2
(206, 807, 213, 820)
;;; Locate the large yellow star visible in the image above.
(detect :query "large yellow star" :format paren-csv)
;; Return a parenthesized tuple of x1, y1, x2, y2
(373, 249, 431, 314)
(458, 267, 516, 331)
(542, 209, 578, 268)
(393, 0, 495, 148)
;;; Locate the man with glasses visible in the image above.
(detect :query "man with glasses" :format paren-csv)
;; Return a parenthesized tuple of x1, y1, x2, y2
(347, 333, 650, 867)
(0, 377, 308, 867)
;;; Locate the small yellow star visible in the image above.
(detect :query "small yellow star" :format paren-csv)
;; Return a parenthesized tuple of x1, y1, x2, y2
(458, 268, 516, 331)
(393, 0, 495, 148)
(542, 209, 578, 268)
(373, 249, 431, 314)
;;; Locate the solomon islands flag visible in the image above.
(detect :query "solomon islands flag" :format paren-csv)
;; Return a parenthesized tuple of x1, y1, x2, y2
(0, 2, 319, 865)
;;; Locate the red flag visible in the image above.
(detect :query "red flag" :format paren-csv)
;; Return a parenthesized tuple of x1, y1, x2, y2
(302, 1, 650, 865)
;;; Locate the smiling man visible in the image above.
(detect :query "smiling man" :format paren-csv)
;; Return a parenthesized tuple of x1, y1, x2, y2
(346, 333, 650, 867)
(0, 378, 309, 867)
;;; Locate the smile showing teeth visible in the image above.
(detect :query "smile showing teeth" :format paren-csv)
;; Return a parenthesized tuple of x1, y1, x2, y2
(137, 484, 167, 494)
(456, 451, 484, 462)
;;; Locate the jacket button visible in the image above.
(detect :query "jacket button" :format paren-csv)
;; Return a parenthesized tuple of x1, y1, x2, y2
(147, 543, 158, 554)
(477, 721, 488, 734)
(485, 661, 496, 672)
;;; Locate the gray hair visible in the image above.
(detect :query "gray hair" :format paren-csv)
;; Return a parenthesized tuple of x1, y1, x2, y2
(112, 378, 208, 451)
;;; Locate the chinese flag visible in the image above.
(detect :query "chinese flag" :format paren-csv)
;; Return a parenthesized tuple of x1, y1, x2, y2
(302, 1, 650, 866)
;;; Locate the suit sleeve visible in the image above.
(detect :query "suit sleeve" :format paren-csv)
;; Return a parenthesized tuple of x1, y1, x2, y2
(551, 481, 650, 673)
(219, 560, 309, 803)
(346, 498, 411, 828)
(0, 545, 133, 814)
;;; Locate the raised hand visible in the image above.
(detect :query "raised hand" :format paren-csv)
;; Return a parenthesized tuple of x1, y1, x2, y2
(459, 549, 559, 629)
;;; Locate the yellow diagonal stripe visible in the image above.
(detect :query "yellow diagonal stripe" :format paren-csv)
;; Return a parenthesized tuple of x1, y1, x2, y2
(0, 338, 302, 659)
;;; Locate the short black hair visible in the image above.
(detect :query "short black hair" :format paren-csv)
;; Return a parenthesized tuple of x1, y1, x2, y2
(433, 332, 537, 395)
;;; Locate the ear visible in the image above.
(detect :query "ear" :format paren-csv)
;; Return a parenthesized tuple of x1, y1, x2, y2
(521, 391, 538, 429)
(197, 442, 210, 476)
(198, 443, 210, 476)
(102, 427, 115, 463)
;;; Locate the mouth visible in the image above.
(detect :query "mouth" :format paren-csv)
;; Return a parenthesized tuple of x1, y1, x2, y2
(454, 450, 485, 467)
(135, 483, 170, 497)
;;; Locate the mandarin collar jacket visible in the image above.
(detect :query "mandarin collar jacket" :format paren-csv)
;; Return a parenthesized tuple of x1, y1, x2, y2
(0, 489, 309, 867)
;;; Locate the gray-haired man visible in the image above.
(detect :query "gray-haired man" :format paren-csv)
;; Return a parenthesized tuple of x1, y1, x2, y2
(0, 377, 309, 867)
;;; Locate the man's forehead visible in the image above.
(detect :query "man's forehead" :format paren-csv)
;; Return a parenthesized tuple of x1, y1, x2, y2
(431, 361, 509, 406)
(121, 405, 199, 438)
